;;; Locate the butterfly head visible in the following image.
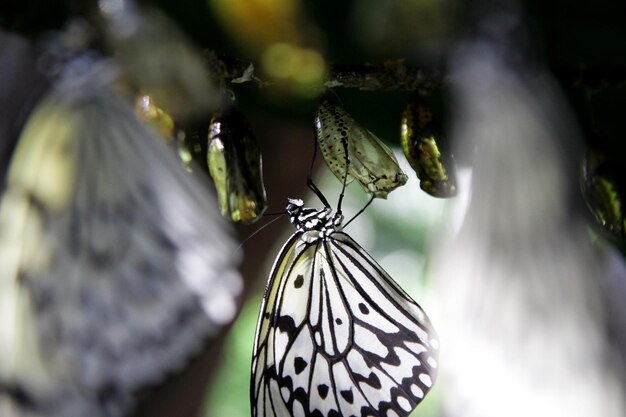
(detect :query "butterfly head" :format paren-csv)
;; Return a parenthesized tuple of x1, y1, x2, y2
(286, 198, 343, 235)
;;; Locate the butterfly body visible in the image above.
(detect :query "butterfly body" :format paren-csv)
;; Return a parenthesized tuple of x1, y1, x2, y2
(251, 199, 438, 417)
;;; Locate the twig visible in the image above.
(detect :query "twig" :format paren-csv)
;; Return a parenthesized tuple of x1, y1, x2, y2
(204, 52, 626, 93)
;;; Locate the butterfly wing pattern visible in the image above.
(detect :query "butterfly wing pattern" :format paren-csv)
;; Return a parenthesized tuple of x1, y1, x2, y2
(0, 59, 242, 417)
(251, 200, 438, 417)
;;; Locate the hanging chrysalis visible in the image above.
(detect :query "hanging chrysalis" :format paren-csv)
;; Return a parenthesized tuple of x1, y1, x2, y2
(207, 108, 267, 224)
(314, 98, 408, 199)
(134, 92, 199, 171)
(401, 96, 457, 197)
(580, 149, 625, 240)
(135, 92, 176, 140)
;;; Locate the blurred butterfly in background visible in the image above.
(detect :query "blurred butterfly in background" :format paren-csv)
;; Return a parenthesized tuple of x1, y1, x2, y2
(0, 16, 242, 417)
(99, 0, 219, 123)
(432, 15, 626, 417)
(250, 141, 438, 416)
(314, 97, 408, 199)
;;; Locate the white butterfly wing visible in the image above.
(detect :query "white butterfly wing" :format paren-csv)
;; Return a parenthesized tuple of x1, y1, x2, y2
(251, 234, 305, 417)
(252, 231, 437, 417)
(0, 81, 241, 416)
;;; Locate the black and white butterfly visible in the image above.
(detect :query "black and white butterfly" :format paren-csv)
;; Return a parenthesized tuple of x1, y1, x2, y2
(250, 188, 439, 417)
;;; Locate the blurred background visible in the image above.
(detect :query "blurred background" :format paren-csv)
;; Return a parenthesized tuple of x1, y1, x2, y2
(2, 0, 626, 416)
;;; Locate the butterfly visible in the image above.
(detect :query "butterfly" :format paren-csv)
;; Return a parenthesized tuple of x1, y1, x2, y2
(0, 41, 242, 416)
(250, 193, 439, 417)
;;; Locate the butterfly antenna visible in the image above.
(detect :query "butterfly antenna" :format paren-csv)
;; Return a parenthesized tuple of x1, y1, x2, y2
(235, 212, 286, 253)
(336, 133, 350, 215)
(343, 194, 374, 229)
(307, 177, 331, 208)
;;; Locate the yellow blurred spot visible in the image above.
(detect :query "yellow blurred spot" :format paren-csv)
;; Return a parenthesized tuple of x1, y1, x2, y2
(292, 49, 325, 84)
(262, 42, 326, 95)
(210, 0, 326, 97)
(263, 42, 297, 79)
(210, 0, 300, 50)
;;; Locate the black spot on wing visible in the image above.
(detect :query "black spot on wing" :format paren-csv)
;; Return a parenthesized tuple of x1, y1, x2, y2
(277, 375, 293, 396)
(294, 357, 307, 374)
(277, 315, 296, 334)
(294, 274, 304, 288)
(340, 389, 354, 404)
(358, 303, 369, 314)
(317, 384, 329, 399)
(358, 372, 381, 389)
(290, 387, 309, 412)
(311, 408, 342, 417)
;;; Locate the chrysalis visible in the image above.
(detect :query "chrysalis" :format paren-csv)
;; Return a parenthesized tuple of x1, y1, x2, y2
(134, 92, 199, 171)
(580, 149, 625, 240)
(401, 96, 457, 197)
(135, 92, 176, 140)
(314, 98, 408, 199)
(207, 108, 267, 224)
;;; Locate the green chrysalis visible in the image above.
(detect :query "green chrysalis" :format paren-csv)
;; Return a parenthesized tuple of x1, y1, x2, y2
(207, 108, 267, 224)
(581, 149, 625, 240)
(401, 96, 457, 198)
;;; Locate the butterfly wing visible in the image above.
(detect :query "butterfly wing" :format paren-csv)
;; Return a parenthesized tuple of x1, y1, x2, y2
(102, 5, 219, 122)
(251, 233, 309, 417)
(0, 80, 242, 416)
(251, 231, 438, 417)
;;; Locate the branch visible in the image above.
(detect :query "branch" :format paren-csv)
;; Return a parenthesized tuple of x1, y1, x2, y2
(203, 52, 626, 93)
(326, 60, 445, 92)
